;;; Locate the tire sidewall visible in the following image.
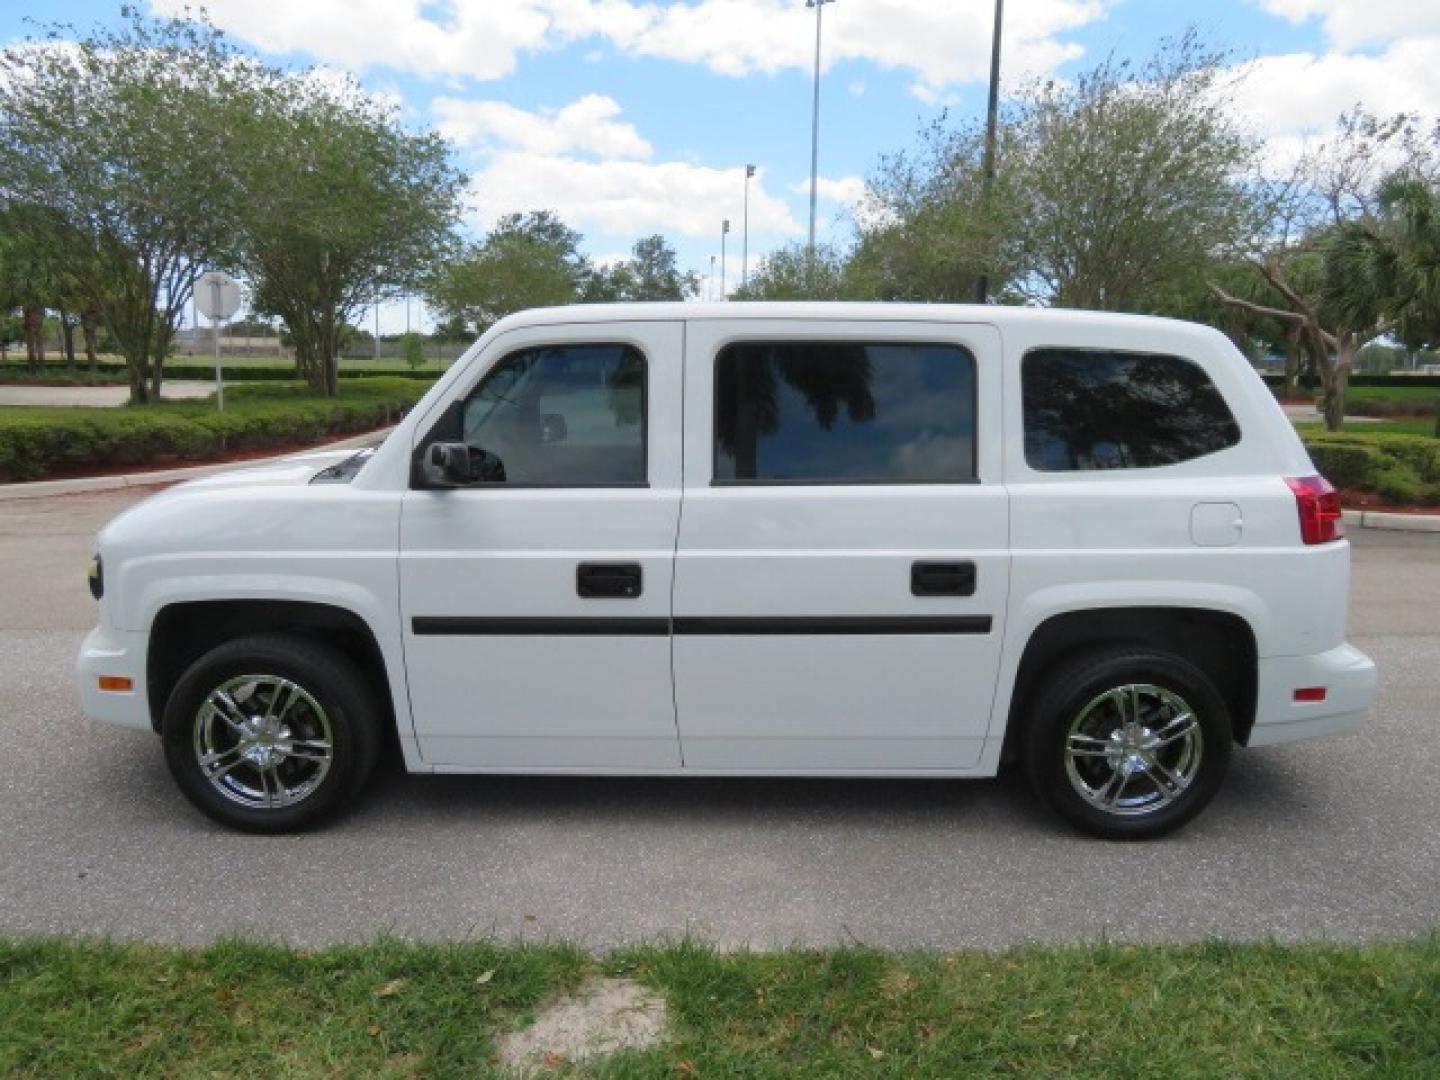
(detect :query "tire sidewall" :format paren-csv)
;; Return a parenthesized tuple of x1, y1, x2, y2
(1023, 648, 1233, 840)
(161, 635, 378, 833)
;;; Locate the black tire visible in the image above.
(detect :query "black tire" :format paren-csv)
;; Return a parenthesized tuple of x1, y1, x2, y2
(1021, 646, 1232, 840)
(162, 633, 382, 833)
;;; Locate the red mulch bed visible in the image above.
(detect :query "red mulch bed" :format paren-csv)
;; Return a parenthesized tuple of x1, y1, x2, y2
(1339, 488, 1440, 515)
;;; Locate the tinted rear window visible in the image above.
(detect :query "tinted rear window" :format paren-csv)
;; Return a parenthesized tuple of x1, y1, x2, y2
(714, 341, 976, 483)
(1022, 348, 1240, 471)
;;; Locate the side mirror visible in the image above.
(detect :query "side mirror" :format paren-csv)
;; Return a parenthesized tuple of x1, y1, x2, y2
(541, 413, 568, 444)
(421, 441, 472, 487)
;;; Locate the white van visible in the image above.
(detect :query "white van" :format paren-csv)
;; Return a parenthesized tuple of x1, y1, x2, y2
(76, 303, 1376, 838)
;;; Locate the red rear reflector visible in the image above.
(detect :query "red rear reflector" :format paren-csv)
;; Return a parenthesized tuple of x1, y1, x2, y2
(97, 676, 133, 692)
(1293, 687, 1327, 702)
(1285, 475, 1344, 544)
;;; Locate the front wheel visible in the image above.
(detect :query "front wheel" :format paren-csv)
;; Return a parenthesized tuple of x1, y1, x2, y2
(1022, 647, 1232, 840)
(162, 634, 381, 833)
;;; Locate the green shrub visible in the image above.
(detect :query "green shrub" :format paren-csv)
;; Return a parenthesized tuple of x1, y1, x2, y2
(0, 379, 428, 482)
(1303, 441, 1387, 490)
(1303, 430, 1440, 504)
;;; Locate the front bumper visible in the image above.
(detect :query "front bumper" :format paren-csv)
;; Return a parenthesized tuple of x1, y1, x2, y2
(1249, 643, 1377, 747)
(75, 625, 153, 732)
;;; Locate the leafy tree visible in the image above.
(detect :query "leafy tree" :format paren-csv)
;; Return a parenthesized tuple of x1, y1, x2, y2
(732, 243, 858, 301)
(425, 212, 588, 334)
(855, 33, 1255, 312)
(1211, 110, 1438, 429)
(856, 115, 1024, 301)
(1008, 33, 1257, 311)
(0, 11, 253, 401)
(231, 72, 463, 396)
(582, 235, 699, 302)
(400, 332, 426, 371)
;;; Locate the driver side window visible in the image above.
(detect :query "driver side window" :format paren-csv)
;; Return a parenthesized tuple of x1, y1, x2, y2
(460, 342, 647, 486)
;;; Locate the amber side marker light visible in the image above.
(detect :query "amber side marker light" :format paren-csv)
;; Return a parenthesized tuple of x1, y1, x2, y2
(1293, 687, 1328, 702)
(97, 676, 133, 692)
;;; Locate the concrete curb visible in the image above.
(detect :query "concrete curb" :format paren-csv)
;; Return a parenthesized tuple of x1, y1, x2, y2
(0, 428, 392, 502)
(1342, 508, 1440, 533)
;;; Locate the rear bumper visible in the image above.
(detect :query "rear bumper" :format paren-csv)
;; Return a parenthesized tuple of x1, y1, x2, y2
(75, 625, 153, 732)
(1249, 643, 1376, 747)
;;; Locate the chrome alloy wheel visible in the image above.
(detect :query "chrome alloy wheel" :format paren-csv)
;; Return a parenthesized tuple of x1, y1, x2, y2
(192, 675, 334, 810)
(1063, 683, 1202, 817)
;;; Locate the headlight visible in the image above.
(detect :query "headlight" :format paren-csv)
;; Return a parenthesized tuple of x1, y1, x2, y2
(87, 554, 103, 600)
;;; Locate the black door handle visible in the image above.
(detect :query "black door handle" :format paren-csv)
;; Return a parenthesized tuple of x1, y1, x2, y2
(577, 562, 643, 599)
(911, 561, 976, 597)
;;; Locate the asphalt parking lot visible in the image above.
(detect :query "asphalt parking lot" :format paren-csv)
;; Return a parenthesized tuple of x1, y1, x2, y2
(1, 486, 1437, 949)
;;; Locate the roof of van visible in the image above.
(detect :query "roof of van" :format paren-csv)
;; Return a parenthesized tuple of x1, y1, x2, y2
(490, 301, 1214, 337)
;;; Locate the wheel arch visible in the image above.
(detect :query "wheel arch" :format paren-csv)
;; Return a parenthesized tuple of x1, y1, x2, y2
(1000, 606, 1259, 762)
(146, 600, 397, 741)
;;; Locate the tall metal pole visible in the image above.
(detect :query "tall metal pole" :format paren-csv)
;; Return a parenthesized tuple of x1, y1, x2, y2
(373, 302, 380, 362)
(975, 0, 1004, 304)
(710, 255, 717, 302)
(742, 164, 755, 290)
(721, 220, 730, 299)
(211, 278, 224, 412)
(806, 0, 832, 268)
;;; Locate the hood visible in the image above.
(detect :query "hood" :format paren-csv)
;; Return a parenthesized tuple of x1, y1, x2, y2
(174, 447, 364, 493)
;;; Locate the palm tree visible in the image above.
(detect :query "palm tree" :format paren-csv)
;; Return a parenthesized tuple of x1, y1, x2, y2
(1328, 174, 1440, 434)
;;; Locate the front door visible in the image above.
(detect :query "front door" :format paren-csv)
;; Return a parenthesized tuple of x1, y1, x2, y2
(399, 320, 684, 769)
(672, 318, 1009, 770)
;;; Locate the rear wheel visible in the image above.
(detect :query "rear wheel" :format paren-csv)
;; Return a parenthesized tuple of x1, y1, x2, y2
(1022, 647, 1232, 839)
(162, 633, 381, 833)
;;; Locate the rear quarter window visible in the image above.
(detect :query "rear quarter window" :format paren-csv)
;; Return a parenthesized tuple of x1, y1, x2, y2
(1022, 348, 1241, 472)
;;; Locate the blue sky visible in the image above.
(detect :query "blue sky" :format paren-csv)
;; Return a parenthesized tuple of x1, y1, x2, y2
(3, 1, 1436, 331)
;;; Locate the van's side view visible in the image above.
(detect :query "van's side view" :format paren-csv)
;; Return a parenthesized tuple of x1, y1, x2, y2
(76, 304, 1377, 838)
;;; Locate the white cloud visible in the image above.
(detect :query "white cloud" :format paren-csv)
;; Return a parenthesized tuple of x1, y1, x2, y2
(1229, 36, 1440, 167)
(433, 94, 652, 159)
(469, 153, 803, 239)
(788, 175, 868, 207)
(151, 0, 1104, 92)
(1257, 0, 1440, 50)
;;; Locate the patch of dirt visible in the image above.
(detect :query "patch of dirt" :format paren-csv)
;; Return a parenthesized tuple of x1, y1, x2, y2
(497, 977, 668, 1075)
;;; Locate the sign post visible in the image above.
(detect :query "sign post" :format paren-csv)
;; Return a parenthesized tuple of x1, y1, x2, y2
(195, 271, 242, 410)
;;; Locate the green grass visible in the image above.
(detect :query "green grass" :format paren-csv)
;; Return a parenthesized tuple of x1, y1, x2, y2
(1295, 419, 1438, 437)
(0, 377, 430, 482)
(1, 937, 1436, 1077)
(1344, 386, 1440, 402)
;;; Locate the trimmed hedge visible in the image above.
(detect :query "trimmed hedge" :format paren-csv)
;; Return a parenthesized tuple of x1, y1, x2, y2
(1263, 372, 1440, 390)
(1303, 431, 1440, 505)
(0, 362, 440, 384)
(0, 378, 428, 482)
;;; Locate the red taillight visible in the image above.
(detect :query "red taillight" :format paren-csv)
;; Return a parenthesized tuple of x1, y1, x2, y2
(1285, 475, 1344, 545)
(1293, 687, 1328, 702)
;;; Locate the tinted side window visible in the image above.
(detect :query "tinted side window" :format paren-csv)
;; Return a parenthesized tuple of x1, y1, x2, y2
(714, 341, 976, 483)
(461, 343, 645, 485)
(1022, 349, 1240, 472)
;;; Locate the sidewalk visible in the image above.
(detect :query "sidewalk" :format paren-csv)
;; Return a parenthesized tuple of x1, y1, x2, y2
(0, 428, 390, 502)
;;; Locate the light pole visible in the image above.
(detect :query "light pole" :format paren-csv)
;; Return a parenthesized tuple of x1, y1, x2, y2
(975, 0, 1004, 304)
(806, 0, 834, 267)
(742, 164, 756, 290)
(720, 219, 730, 299)
(710, 254, 717, 301)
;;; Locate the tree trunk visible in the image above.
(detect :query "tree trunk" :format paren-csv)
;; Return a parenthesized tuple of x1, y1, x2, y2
(1283, 326, 1302, 399)
(126, 358, 150, 405)
(58, 308, 77, 365)
(23, 305, 45, 373)
(1319, 336, 1354, 433)
(81, 304, 100, 372)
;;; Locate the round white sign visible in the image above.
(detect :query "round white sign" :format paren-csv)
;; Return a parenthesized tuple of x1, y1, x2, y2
(195, 271, 242, 323)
